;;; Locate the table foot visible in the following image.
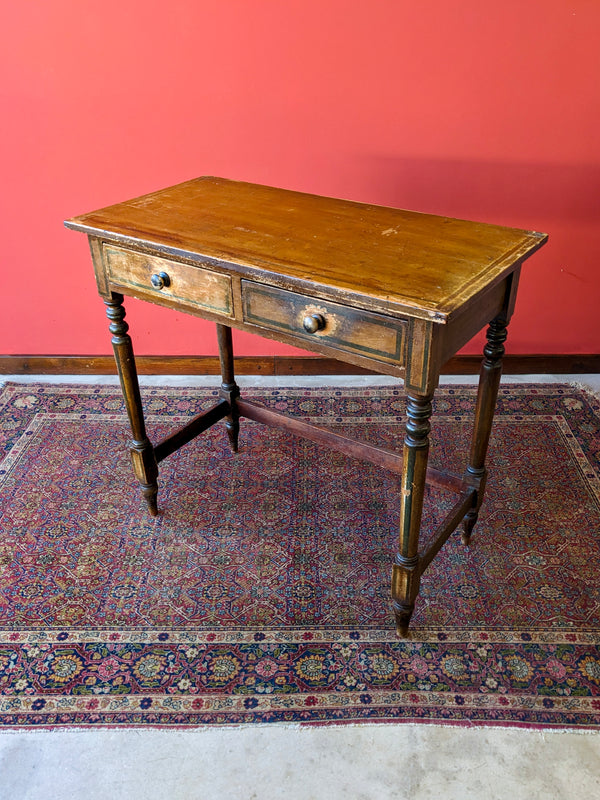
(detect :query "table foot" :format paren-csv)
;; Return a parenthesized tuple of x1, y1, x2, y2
(141, 483, 159, 516)
(130, 439, 160, 515)
(224, 419, 240, 453)
(461, 510, 477, 545)
(393, 601, 414, 638)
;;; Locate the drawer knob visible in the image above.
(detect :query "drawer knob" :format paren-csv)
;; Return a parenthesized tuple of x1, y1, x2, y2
(150, 272, 171, 290)
(302, 313, 326, 334)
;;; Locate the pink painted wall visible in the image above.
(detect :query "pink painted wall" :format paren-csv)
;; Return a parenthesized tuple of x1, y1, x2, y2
(2, 1, 598, 358)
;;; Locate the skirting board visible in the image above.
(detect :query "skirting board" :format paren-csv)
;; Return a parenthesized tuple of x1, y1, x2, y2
(0, 355, 599, 376)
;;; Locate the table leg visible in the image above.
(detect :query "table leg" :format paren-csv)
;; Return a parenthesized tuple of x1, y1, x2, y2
(105, 293, 159, 516)
(462, 314, 508, 544)
(392, 392, 433, 636)
(216, 323, 240, 452)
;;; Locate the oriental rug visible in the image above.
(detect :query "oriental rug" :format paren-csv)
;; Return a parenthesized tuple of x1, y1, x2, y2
(0, 381, 599, 729)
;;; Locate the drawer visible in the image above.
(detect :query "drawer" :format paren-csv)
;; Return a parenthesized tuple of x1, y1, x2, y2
(242, 281, 406, 365)
(104, 245, 233, 317)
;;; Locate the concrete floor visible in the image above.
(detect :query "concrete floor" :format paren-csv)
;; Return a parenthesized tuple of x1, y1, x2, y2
(0, 373, 599, 800)
(1, 725, 599, 800)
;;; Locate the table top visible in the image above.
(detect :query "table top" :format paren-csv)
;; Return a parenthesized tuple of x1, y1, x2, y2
(66, 177, 547, 322)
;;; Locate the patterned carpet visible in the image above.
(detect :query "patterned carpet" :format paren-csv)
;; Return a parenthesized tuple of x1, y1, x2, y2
(0, 381, 599, 729)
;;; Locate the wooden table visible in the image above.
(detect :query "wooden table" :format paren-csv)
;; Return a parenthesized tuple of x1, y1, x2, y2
(65, 177, 547, 635)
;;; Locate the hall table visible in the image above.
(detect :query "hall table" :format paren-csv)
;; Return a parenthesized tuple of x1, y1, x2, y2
(65, 177, 548, 635)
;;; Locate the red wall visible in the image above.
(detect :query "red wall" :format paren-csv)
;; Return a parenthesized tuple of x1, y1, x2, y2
(2, 0, 599, 358)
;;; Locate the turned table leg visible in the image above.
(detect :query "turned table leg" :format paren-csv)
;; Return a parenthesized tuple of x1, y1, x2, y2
(216, 323, 240, 452)
(392, 392, 433, 636)
(105, 293, 159, 516)
(462, 314, 508, 544)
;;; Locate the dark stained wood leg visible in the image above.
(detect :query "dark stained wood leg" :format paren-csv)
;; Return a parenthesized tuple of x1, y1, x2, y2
(216, 323, 240, 452)
(105, 293, 159, 516)
(461, 314, 508, 544)
(392, 392, 433, 637)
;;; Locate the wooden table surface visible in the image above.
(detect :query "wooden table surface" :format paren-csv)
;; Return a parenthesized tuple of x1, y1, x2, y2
(66, 176, 546, 323)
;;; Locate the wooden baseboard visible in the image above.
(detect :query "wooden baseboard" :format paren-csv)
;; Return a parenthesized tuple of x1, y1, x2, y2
(0, 354, 599, 376)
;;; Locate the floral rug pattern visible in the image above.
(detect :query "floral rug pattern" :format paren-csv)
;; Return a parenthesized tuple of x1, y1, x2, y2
(0, 382, 598, 728)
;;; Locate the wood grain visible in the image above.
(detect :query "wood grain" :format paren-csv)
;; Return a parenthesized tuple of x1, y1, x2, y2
(242, 279, 407, 365)
(105, 244, 234, 318)
(65, 176, 547, 323)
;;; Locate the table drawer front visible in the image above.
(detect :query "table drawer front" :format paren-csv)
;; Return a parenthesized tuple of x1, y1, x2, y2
(104, 245, 233, 317)
(242, 281, 406, 364)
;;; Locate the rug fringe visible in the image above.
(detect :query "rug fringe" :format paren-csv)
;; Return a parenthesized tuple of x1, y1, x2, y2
(569, 380, 600, 403)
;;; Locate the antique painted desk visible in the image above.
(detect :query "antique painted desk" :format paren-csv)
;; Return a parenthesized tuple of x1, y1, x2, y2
(65, 177, 547, 635)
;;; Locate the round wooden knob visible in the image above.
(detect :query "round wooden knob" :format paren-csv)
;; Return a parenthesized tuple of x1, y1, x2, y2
(302, 313, 326, 333)
(150, 272, 171, 290)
